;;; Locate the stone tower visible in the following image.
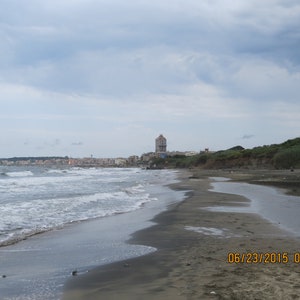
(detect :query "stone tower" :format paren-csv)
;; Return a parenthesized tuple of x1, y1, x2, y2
(155, 134, 167, 153)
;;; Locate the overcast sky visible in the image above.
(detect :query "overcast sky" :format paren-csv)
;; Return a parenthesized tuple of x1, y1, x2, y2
(1, 0, 300, 158)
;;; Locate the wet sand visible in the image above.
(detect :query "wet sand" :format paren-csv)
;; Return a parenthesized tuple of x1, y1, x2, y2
(63, 169, 300, 300)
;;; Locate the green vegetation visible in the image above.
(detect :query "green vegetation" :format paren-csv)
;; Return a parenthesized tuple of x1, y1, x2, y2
(150, 137, 300, 169)
(273, 145, 300, 169)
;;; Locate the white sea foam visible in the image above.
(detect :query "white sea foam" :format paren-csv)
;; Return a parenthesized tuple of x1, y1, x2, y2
(0, 167, 174, 246)
(184, 226, 239, 238)
(6, 170, 34, 177)
(185, 226, 226, 236)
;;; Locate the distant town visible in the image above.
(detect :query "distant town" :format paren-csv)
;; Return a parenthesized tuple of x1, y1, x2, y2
(0, 135, 201, 168)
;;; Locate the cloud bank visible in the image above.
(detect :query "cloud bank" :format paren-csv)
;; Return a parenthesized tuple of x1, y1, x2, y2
(1, 0, 300, 157)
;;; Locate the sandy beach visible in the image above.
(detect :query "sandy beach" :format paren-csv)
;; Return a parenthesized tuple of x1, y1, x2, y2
(63, 169, 300, 300)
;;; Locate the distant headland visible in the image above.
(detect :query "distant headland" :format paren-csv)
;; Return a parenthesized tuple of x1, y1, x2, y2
(0, 137, 299, 169)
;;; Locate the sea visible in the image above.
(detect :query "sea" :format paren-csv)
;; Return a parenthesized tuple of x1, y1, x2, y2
(0, 166, 177, 247)
(0, 166, 185, 299)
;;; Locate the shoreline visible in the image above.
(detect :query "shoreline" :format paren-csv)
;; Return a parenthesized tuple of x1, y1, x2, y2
(63, 169, 300, 299)
(191, 168, 300, 196)
(0, 170, 184, 300)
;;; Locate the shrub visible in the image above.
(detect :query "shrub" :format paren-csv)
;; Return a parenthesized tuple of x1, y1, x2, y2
(273, 145, 300, 169)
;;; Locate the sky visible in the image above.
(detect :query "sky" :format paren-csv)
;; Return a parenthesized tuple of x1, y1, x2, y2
(1, 0, 300, 158)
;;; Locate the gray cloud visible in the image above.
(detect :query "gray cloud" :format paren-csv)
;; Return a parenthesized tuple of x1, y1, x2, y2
(242, 134, 255, 140)
(0, 0, 300, 157)
(2, 0, 300, 98)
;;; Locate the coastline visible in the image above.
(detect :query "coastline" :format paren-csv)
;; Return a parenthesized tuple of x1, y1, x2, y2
(0, 169, 184, 300)
(63, 169, 300, 299)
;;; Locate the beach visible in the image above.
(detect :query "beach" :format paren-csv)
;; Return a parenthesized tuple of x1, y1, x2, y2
(0, 167, 184, 299)
(63, 169, 300, 300)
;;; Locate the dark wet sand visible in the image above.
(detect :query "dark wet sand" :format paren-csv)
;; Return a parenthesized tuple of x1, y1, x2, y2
(63, 169, 300, 300)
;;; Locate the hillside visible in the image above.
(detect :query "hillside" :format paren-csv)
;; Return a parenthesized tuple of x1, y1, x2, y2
(151, 137, 300, 169)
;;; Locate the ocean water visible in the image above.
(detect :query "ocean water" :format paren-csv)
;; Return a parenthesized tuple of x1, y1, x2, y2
(0, 166, 177, 247)
(0, 166, 184, 300)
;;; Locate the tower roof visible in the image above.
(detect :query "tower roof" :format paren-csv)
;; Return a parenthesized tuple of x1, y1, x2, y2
(156, 134, 166, 140)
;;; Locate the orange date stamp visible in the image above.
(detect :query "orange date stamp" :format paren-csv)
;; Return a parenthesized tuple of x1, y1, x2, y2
(227, 252, 300, 264)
